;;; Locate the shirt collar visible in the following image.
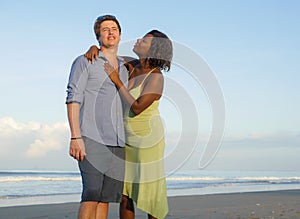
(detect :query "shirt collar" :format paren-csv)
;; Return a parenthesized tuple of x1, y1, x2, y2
(98, 51, 124, 63)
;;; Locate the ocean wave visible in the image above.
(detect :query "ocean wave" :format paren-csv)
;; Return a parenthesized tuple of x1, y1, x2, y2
(2, 175, 300, 183)
(0, 170, 79, 175)
(166, 176, 300, 190)
(167, 176, 225, 181)
(0, 176, 81, 183)
(0, 193, 80, 199)
(167, 176, 300, 182)
(1, 170, 300, 201)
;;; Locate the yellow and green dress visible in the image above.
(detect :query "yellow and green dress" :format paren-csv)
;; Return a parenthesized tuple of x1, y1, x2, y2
(123, 72, 168, 219)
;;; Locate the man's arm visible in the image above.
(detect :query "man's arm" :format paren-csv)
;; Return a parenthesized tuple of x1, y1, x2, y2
(66, 56, 89, 161)
(67, 103, 86, 161)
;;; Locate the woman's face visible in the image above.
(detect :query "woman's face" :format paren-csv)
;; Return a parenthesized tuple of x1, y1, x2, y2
(133, 34, 153, 57)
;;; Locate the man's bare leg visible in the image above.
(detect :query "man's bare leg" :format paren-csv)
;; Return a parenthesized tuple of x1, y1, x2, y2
(96, 202, 109, 219)
(78, 201, 98, 219)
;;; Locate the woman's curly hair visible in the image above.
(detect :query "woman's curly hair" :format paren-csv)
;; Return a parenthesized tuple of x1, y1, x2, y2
(145, 30, 173, 72)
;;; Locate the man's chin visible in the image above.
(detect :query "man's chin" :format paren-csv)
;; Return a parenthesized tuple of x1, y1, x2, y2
(106, 45, 118, 50)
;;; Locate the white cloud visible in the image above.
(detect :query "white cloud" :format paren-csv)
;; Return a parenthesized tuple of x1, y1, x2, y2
(25, 123, 69, 158)
(170, 130, 300, 171)
(222, 131, 300, 145)
(26, 139, 62, 157)
(1, 116, 299, 171)
(0, 117, 40, 136)
(0, 117, 69, 158)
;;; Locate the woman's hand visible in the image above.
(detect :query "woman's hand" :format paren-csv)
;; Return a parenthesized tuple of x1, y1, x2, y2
(104, 62, 122, 87)
(84, 45, 99, 63)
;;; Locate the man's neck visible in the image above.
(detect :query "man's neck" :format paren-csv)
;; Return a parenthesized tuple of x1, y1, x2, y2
(100, 46, 118, 61)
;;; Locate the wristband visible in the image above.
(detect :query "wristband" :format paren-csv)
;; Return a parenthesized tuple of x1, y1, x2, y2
(71, 137, 82, 140)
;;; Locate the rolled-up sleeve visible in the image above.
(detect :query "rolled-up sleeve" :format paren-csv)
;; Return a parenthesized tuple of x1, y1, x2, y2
(66, 56, 89, 104)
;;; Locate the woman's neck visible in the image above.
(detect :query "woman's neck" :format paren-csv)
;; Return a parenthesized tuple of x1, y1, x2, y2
(138, 59, 151, 70)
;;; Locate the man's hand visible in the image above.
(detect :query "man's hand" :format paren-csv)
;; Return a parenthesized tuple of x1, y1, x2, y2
(69, 139, 86, 161)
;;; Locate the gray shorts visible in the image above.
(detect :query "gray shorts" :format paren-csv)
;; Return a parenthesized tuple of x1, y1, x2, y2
(78, 136, 125, 203)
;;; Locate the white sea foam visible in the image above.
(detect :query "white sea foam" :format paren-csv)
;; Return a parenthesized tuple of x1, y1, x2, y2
(0, 170, 300, 207)
(0, 176, 81, 183)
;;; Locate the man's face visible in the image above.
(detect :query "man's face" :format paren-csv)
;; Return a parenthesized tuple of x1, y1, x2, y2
(98, 20, 121, 48)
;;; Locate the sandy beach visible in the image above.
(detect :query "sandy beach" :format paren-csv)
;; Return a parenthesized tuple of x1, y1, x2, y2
(0, 190, 299, 219)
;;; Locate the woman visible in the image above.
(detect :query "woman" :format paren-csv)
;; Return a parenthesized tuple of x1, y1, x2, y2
(86, 30, 173, 219)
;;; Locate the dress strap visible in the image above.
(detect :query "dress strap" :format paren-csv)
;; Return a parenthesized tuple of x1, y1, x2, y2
(129, 67, 135, 78)
(140, 68, 157, 86)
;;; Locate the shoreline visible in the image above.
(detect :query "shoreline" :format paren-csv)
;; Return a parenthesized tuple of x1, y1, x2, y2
(1, 186, 300, 208)
(1, 184, 300, 208)
(1, 189, 299, 218)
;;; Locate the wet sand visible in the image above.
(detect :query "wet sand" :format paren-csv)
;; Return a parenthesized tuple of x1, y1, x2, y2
(0, 190, 299, 219)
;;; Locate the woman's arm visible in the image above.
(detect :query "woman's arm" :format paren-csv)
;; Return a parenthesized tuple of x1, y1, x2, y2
(104, 63, 163, 115)
(84, 45, 99, 63)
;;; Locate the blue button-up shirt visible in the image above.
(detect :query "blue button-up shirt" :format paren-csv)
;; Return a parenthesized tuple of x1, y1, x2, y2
(66, 52, 128, 147)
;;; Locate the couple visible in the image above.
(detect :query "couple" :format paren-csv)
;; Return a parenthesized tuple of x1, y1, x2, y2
(66, 15, 173, 219)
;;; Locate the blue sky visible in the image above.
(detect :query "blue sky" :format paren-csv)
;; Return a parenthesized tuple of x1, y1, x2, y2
(0, 0, 299, 171)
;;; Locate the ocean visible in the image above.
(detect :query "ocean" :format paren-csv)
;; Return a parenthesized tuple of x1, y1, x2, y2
(1, 170, 300, 207)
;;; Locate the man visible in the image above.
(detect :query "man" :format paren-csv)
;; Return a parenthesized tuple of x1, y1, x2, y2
(66, 15, 127, 219)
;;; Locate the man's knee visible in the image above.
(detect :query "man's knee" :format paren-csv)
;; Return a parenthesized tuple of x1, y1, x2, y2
(81, 188, 101, 202)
